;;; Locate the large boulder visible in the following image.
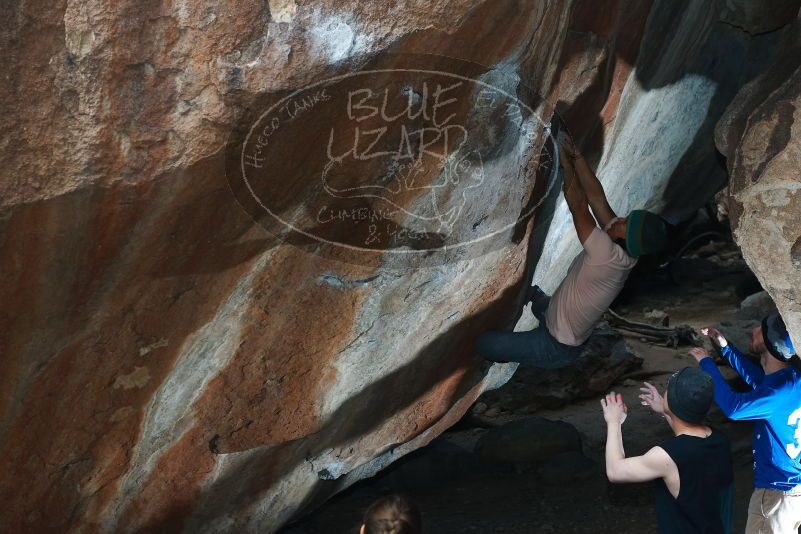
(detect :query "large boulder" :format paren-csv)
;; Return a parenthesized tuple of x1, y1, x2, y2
(0, 0, 791, 532)
(715, 14, 801, 349)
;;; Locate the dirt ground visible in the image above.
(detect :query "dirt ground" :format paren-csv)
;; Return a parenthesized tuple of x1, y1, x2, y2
(281, 239, 766, 534)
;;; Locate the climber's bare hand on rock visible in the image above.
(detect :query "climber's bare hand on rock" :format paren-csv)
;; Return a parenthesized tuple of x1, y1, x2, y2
(699, 326, 728, 348)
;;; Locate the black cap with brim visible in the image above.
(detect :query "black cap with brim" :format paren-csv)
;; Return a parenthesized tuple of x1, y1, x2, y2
(667, 367, 714, 424)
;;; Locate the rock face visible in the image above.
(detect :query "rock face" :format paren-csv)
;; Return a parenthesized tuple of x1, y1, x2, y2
(0, 1, 792, 532)
(715, 13, 801, 350)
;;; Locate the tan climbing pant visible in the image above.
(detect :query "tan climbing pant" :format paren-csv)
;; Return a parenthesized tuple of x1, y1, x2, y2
(746, 487, 801, 534)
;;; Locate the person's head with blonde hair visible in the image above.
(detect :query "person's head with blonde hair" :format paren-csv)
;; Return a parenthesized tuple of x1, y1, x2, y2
(359, 494, 421, 534)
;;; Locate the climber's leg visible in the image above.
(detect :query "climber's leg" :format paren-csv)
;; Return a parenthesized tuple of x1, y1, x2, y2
(475, 326, 580, 369)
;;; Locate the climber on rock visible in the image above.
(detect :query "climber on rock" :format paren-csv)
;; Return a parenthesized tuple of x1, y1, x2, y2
(476, 132, 669, 368)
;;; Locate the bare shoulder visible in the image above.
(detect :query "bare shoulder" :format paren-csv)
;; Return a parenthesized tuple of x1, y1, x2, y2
(644, 446, 675, 471)
(646, 446, 670, 458)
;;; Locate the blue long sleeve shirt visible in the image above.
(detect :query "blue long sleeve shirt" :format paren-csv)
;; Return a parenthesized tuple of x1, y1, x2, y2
(699, 344, 801, 491)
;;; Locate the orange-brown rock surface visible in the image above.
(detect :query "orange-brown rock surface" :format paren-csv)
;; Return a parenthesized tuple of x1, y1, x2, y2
(0, 0, 793, 532)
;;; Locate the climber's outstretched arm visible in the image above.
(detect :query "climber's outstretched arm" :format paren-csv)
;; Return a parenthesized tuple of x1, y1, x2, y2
(561, 135, 617, 228)
(563, 157, 595, 245)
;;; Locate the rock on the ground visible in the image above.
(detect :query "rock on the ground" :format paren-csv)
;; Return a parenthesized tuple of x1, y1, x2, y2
(737, 290, 779, 321)
(0, 0, 792, 532)
(473, 402, 489, 415)
(475, 417, 582, 465)
(715, 14, 801, 349)
(484, 407, 502, 418)
(644, 309, 670, 326)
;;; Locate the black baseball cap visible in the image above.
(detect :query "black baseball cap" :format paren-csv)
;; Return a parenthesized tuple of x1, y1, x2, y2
(667, 367, 714, 424)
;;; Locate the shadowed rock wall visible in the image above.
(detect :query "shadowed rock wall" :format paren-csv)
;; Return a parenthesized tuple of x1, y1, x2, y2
(0, 0, 794, 532)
